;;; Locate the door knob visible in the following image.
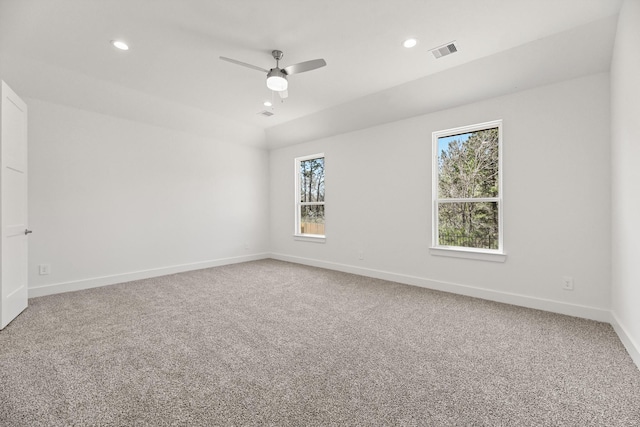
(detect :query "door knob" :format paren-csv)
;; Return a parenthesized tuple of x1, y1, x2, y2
(24, 229, 32, 235)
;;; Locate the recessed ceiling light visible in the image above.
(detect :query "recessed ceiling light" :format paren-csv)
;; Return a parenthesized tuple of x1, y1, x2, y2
(264, 101, 273, 107)
(110, 40, 129, 51)
(403, 38, 418, 48)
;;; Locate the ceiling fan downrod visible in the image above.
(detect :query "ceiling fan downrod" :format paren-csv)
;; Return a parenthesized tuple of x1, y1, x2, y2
(271, 50, 284, 67)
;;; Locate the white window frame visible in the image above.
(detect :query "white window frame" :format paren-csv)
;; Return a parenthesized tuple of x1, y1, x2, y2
(430, 120, 506, 262)
(294, 153, 326, 242)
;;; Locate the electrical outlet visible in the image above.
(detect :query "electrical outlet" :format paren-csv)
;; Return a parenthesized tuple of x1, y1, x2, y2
(39, 264, 51, 275)
(358, 250, 364, 260)
(244, 243, 249, 250)
(562, 276, 574, 291)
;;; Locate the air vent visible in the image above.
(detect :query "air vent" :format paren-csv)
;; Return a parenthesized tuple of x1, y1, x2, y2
(258, 110, 274, 117)
(430, 41, 458, 59)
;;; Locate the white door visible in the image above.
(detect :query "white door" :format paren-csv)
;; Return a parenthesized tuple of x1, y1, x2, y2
(1, 80, 28, 330)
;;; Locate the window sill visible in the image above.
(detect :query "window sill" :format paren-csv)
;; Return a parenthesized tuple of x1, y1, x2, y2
(294, 234, 326, 243)
(429, 247, 506, 263)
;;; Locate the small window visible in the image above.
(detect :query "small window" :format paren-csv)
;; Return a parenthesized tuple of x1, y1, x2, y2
(295, 154, 325, 239)
(432, 121, 504, 258)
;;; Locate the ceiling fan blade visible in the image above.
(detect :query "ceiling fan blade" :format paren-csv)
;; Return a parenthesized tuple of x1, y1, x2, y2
(278, 90, 288, 99)
(282, 59, 326, 75)
(219, 56, 268, 73)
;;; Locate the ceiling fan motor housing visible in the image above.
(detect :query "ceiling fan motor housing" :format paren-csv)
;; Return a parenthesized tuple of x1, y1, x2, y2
(266, 68, 288, 91)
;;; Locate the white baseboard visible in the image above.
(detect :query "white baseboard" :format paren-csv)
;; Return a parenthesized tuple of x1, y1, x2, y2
(610, 312, 640, 370)
(270, 253, 611, 323)
(28, 253, 270, 298)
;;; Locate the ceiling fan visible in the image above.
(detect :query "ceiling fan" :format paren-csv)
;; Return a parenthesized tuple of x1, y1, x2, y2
(219, 50, 326, 99)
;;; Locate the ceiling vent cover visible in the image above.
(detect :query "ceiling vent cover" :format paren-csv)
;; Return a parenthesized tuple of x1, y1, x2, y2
(258, 110, 274, 117)
(430, 41, 458, 59)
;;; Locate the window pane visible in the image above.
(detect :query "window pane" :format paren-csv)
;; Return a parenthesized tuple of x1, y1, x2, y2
(438, 127, 499, 199)
(438, 201, 498, 249)
(299, 158, 325, 203)
(300, 205, 325, 235)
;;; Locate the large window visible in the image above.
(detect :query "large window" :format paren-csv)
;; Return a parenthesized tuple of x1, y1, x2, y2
(432, 120, 503, 257)
(295, 154, 325, 239)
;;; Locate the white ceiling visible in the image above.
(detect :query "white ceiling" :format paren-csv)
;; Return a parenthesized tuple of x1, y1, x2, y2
(0, 0, 623, 146)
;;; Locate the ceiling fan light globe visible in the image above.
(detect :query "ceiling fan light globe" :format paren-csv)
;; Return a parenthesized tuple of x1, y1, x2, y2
(266, 69, 288, 91)
(267, 75, 288, 91)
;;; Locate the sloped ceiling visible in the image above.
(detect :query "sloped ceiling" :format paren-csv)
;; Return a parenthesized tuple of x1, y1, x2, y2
(0, 0, 622, 148)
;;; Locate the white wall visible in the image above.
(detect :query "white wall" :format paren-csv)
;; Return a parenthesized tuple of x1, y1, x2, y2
(271, 73, 611, 321)
(611, 0, 640, 366)
(28, 99, 270, 296)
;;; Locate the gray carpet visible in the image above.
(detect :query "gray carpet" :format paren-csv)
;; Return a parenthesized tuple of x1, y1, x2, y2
(1, 259, 638, 426)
